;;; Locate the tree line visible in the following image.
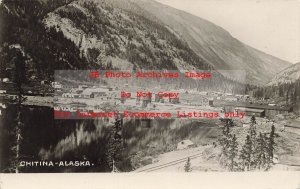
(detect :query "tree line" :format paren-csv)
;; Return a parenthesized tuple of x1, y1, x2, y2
(218, 116, 276, 171)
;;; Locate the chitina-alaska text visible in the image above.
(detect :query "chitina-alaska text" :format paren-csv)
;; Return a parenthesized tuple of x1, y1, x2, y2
(19, 161, 92, 167)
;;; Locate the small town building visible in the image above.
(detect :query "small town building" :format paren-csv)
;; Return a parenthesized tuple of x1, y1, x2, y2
(54, 106, 61, 111)
(80, 88, 108, 98)
(225, 97, 238, 102)
(169, 97, 180, 104)
(69, 102, 87, 110)
(78, 85, 89, 89)
(235, 107, 265, 117)
(62, 93, 80, 98)
(224, 102, 292, 118)
(61, 106, 76, 112)
(51, 82, 62, 89)
(80, 91, 95, 98)
(209, 99, 214, 106)
(2, 78, 9, 83)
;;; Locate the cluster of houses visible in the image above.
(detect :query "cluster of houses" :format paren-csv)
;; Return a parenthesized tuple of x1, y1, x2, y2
(59, 84, 114, 100)
(183, 89, 250, 102)
(134, 93, 180, 108)
(51, 82, 62, 89)
(210, 92, 250, 102)
(130, 89, 252, 108)
(54, 101, 107, 114)
(179, 90, 251, 107)
(54, 84, 118, 114)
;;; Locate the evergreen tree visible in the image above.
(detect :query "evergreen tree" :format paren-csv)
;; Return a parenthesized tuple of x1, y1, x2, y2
(254, 133, 267, 170)
(0, 43, 9, 79)
(226, 119, 234, 127)
(249, 123, 257, 154)
(223, 124, 230, 137)
(265, 125, 276, 170)
(8, 48, 27, 173)
(106, 117, 123, 171)
(184, 157, 192, 172)
(227, 134, 239, 171)
(220, 126, 229, 149)
(268, 125, 276, 160)
(218, 124, 231, 167)
(240, 135, 253, 171)
(132, 64, 137, 73)
(11, 48, 27, 99)
(251, 115, 256, 125)
(293, 89, 297, 105)
(263, 133, 271, 170)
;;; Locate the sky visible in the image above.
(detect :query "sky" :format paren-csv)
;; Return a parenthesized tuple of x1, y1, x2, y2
(155, 0, 300, 63)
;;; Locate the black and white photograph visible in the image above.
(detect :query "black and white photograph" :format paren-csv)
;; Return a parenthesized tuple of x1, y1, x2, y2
(0, 0, 299, 188)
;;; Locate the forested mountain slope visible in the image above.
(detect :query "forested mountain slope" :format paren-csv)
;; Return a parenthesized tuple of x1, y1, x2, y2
(131, 0, 291, 84)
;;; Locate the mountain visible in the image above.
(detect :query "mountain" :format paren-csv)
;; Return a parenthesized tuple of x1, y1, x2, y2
(42, 0, 251, 93)
(43, 0, 291, 85)
(1, 0, 248, 94)
(0, 0, 291, 86)
(0, 0, 212, 74)
(0, 0, 91, 80)
(268, 62, 300, 86)
(129, 0, 291, 85)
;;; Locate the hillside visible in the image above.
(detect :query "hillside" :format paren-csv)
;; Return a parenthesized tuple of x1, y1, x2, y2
(1, 0, 291, 86)
(130, 0, 291, 84)
(0, 0, 212, 78)
(0, 0, 251, 93)
(0, 0, 91, 81)
(43, 0, 214, 71)
(268, 62, 300, 86)
(43, 0, 291, 85)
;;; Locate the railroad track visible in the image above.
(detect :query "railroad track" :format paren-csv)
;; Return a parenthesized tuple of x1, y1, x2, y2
(136, 152, 204, 172)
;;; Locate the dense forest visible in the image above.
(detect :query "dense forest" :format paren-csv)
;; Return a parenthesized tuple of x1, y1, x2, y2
(252, 79, 300, 108)
(0, 0, 94, 81)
